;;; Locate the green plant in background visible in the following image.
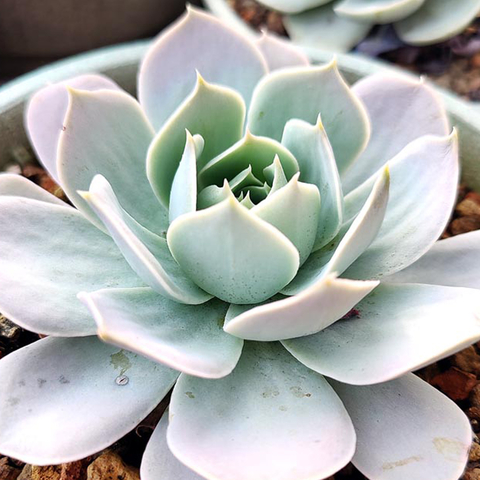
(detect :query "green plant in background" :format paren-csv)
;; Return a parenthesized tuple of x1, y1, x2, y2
(205, 0, 480, 53)
(0, 7, 479, 480)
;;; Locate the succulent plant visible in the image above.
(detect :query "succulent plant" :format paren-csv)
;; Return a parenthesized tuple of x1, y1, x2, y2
(205, 0, 480, 53)
(0, 6, 479, 480)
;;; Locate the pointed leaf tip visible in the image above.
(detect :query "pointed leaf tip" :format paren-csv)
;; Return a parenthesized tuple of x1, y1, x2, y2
(138, 6, 267, 130)
(167, 195, 300, 304)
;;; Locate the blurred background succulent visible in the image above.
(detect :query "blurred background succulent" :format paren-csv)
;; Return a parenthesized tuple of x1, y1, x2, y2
(205, 0, 480, 53)
(0, 7, 480, 480)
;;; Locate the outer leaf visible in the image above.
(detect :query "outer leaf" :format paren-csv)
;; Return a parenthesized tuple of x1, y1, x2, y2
(255, 32, 310, 70)
(331, 374, 471, 480)
(138, 6, 267, 130)
(224, 274, 378, 340)
(323, 167, 389, 274)
(335, 0, 425, 24)
(25, 74, 120, 182)
(282, 116, 344, 250)
(79, 288, 242, 379)
(0, 336, 178, 465)
(252, 173, 321, 264)
(289, 44, 480, 194)
(248, 60, 371, 173)
(57, 88, 167, 234)
(345, 133, 459, 280)
(342, 74, 449, 193)
(167, 193, 300, 304)
(284, 3, 373, 53)
(169, 131, 198, 223)
(80, 175, 212, 305)
(385, 231, 480, 289)
(395, 0, 480, 46)
(147, 74, 245, 206)
(0, 197, 142, 336)
(141, 410, 203, 480)
(198, 130, 298, 189)
(167, 342, 356, 480)
(283, 283, 480, 385)
(283, 167, 389, 295)
(0, 174, 66, 205)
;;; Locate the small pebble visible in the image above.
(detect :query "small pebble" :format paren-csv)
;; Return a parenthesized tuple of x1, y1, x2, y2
(17, 465, 61, 480)
(471, 418, 480, 433)
(453, 346, 480, 375)
(467, 406, 480, 421)
(470, 442, 480, 462)
(464, 467, 480, 480)
(466, 191, 480, 205)
(456, 198, 480, 217)
(450, 216, 480, 236)
(0, 457, 21, 480)
(0, 316, 20, 340)
(430, 367, 477, 400)
(87, 451, 139, 480)
(471, 384, 480, 409)
(266, 11, 286, 36)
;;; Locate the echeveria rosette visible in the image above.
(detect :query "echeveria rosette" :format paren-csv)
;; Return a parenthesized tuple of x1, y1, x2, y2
(204, 0, 480, 53)
(0, 6, 478, 480)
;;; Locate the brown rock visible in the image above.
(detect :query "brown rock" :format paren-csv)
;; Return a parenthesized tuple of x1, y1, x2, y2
(464, 467, 480, 480)
(430, 367, 477, 400)
(16, 460, 89, 480)
(450, 216, 480, 236)
(86, 452, 138, 480)
(416, 363, 442, 383)
(17, 465, 61, 480)
(456, 198, 480, 217)
(466, 192, 480, 205)
(265, 11, 286, 36)
(470, 442, 480, 462)
(471, 384, 480, 408)
(60, 461, 89, 480)
(453, 346, 480, 375)
(0, 457, 21, 480)
(467, 407, 480, 432)
(0, 316, 20, 340)
(467, 406, 480, 421)
(20, 164, 67, 202)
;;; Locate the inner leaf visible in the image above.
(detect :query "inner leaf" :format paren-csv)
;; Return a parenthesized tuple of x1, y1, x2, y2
(198, 131, 299, 190)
